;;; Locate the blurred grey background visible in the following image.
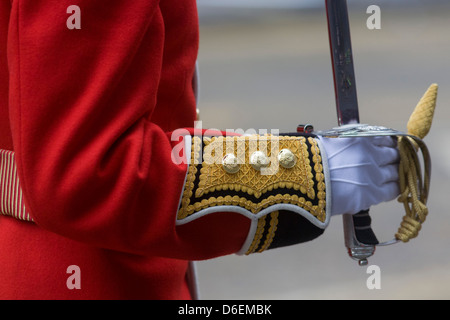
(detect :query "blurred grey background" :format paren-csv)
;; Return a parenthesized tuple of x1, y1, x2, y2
(193, 0, 450, 299)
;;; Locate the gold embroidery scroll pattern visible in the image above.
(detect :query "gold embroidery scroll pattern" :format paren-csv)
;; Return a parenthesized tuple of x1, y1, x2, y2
(198, 136, 314, 197)
(177, 136, 326, 222)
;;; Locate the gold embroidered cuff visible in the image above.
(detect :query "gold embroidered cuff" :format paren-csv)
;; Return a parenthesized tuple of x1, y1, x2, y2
(176, 134, 330, 254)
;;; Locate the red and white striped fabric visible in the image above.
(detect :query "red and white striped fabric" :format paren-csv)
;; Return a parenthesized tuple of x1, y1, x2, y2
(0, 150, 33, 221)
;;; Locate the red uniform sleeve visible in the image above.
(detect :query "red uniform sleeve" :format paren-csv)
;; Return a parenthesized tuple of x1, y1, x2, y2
(7, 0, 250, 259)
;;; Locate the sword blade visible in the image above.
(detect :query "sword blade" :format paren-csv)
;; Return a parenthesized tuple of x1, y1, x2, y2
(325, 0, 359, 125)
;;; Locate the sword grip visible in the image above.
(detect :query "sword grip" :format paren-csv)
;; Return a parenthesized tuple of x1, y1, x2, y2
(352, 210, 379, 245)
(343, 210, 379, 266)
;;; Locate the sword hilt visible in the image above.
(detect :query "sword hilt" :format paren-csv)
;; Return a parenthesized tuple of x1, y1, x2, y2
(343, 210, 378, 266)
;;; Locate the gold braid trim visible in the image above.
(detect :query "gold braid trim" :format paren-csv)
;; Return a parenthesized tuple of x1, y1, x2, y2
(179, 137, 202, 214)
(177, 135, 326, 222)
(245, 214, 267, 255)
(245, 211, 280, 255)
(256, 211, 279, 254)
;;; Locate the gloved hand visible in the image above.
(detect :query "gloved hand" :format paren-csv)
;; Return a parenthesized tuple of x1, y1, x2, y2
(319, 136, 400, 216)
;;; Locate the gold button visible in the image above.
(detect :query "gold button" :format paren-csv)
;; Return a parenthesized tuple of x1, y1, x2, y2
(278, 149, 296, 169)
(222, 153, 240, 174)
(249, 151, 270, 171)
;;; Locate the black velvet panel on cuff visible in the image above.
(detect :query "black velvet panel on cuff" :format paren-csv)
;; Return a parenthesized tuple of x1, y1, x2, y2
(267, 210, 325, 250)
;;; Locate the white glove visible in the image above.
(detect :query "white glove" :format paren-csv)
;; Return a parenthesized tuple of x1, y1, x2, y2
(319, 136, 400, 216)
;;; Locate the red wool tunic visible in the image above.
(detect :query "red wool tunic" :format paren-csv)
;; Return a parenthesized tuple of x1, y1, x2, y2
(0, 0, 250, 299)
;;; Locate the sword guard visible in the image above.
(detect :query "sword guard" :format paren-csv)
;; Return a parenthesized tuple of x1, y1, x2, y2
(343, 210, 400, 266)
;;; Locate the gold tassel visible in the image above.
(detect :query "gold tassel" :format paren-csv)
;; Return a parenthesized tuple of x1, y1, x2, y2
(395, 84, 437, 242)
(407, 83, 438, 139)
